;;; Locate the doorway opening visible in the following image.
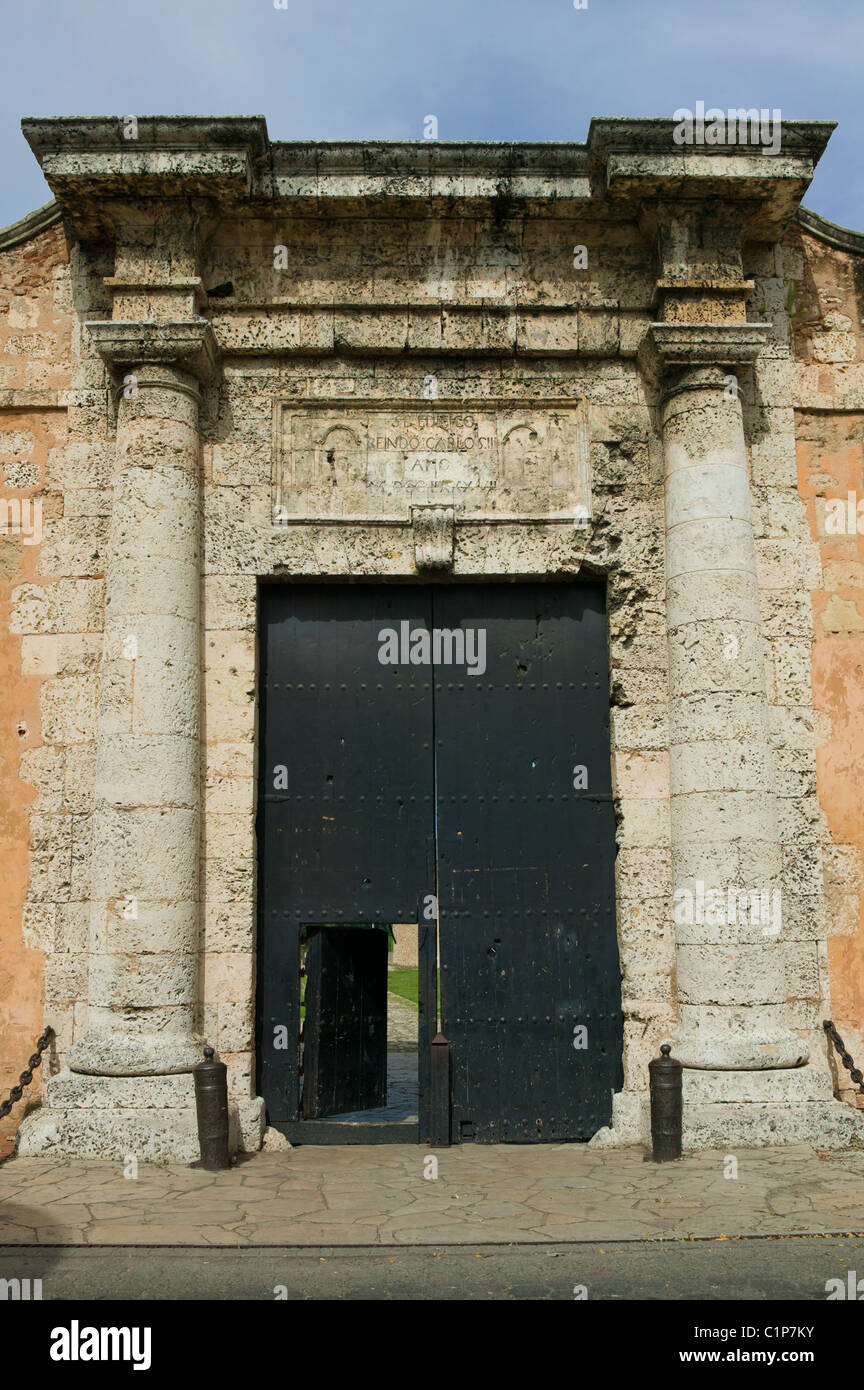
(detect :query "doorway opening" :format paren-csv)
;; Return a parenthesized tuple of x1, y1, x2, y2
(298, 923, 427, 1133)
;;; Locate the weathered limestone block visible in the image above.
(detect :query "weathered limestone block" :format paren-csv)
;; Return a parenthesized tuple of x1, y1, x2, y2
(43, 1070, 196, 1109)
(37, 515, 108, 576)
(202, 575, 257, 630)
(10, 578, 105, 635)
(683, 1102, 863, 1149)
(682, 1068, 833, 1104)
(21, 902, 57, 953)
(17, 1108, 202, 1163)
(39, 675, 98, 743)
(202, 902, 255, 954)
(614, 799, 670, 847)
(18, 744, 64, 811)
(20, 632, 102, 677)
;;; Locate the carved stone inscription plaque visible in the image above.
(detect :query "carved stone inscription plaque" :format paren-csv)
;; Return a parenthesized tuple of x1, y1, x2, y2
(273, 400, 590, 521)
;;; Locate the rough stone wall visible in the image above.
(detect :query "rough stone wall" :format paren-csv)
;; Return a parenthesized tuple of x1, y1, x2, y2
(0, 217, 71, 1124)
(788, 223, 864, 1104)
(3, 225, 113, 1101)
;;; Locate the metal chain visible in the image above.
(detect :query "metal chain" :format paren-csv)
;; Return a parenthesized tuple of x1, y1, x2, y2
(0, 1027, 55, 1121)
(823, 1019, 864, 1095)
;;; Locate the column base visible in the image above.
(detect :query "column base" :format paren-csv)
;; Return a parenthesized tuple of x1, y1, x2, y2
(681, 1067, 864, 1148)
(15, 1072, 266, 1163)
(589, 1069, 864, 1150)
(67, 1031, 205, 1076)
(589, 1091, 650, 1147)
(671, 1032, 809, 1070)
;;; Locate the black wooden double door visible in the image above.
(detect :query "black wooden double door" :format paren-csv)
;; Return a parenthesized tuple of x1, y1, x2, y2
(257, 582, 622, 1142)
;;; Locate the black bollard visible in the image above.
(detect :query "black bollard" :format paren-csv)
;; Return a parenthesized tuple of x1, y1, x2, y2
(194, 1046, 231, 1170)
(429, 1031, 451, 1147)
(649, 1043, 682, 1161)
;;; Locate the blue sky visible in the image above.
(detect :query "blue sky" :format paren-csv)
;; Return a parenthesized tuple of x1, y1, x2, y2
(2, 0, 861, 229)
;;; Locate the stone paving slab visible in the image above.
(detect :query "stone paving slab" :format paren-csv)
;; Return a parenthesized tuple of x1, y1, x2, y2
(0, 1145, 863, 1247)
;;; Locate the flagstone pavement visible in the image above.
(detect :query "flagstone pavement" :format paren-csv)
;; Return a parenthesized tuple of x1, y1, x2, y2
(1, 1144, 863, 1247)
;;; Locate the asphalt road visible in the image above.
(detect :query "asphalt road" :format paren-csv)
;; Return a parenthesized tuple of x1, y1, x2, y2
(2, 1236, 863, 1300)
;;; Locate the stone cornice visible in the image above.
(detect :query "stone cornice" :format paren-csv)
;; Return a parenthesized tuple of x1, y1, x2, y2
(87, 319, 219, 382)
(22, 116, 267, 239)
(588, 118, 835, 238)
(796, 205, 864, 254)
(0, 198, 63, 251)
(19, 115, 835, 236)
(267, 141, 591, 202)
(22, 115, 267, 184)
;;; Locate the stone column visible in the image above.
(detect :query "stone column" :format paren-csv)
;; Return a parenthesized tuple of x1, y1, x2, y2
(651, 325, 801, 1066)
(647, 323, 863, 1145)
(19, 321, 218, 1159)
(76, 322, 216, 1072)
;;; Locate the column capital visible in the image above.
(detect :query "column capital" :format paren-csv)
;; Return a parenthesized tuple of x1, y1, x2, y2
(87, 318, 219, 384)
(639, 321, 772, 389)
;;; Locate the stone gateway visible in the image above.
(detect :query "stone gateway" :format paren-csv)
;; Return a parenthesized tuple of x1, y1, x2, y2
(1, 115, 864, 1158)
